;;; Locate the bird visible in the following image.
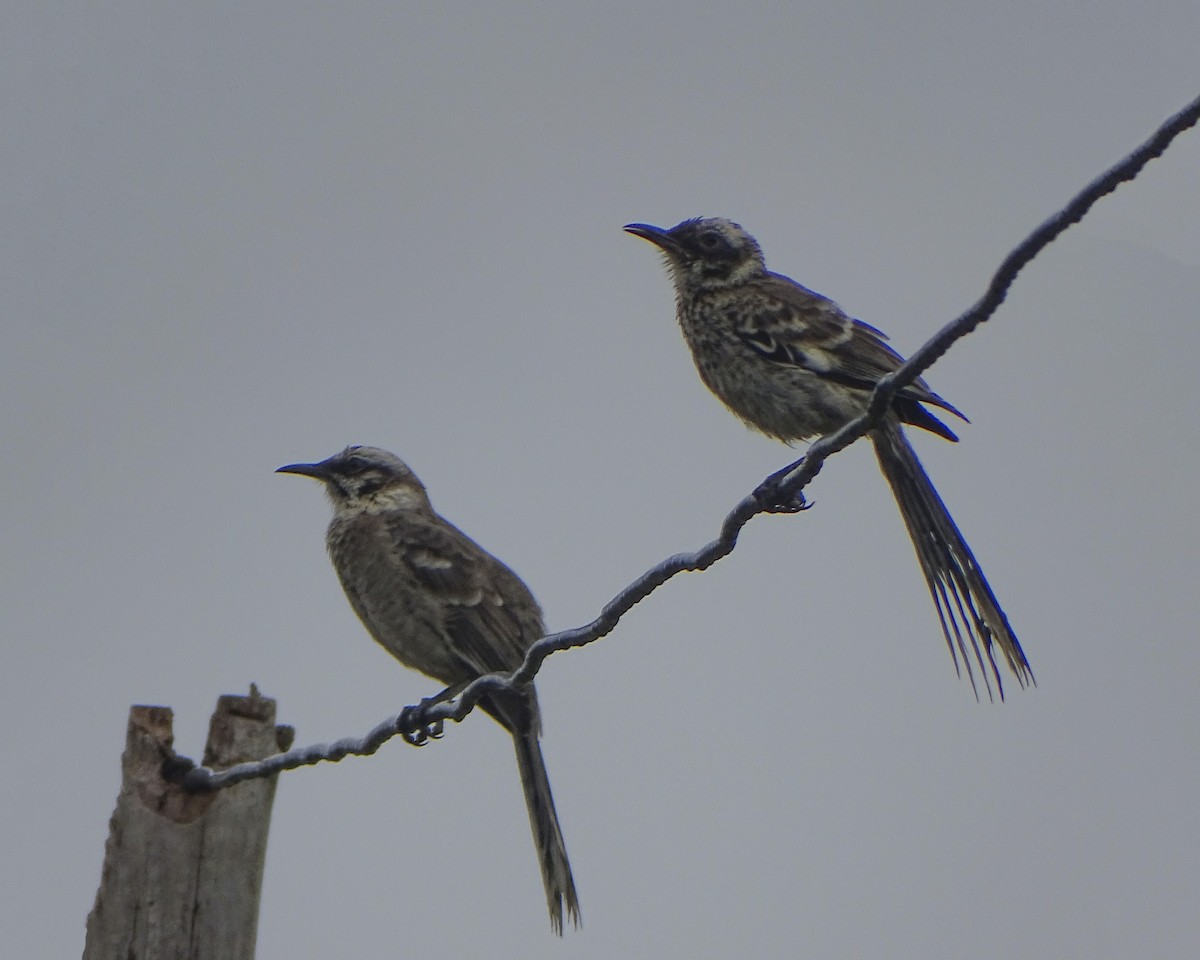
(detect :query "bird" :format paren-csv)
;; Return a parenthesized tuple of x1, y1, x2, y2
(625, 217, 1033, 699)
(277, 446, 580, 932)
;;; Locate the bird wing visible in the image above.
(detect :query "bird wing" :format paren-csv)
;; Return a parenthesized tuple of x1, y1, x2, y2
(737, 273, 966, 425)
(390, 512, 545, 678)
(389, 511, 546, 734)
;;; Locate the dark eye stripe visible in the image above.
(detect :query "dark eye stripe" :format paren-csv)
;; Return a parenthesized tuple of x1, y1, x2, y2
(355, 477, 385, 497)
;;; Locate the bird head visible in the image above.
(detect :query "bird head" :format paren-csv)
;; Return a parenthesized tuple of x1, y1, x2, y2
(624, 217, 766, 292)
(276, 445, 431, 513)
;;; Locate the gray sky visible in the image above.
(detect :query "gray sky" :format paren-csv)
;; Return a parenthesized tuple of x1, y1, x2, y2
(4, 3, 1199, 957)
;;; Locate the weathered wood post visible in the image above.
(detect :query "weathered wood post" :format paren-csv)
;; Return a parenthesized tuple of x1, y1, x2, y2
(84, 687, 293, 960)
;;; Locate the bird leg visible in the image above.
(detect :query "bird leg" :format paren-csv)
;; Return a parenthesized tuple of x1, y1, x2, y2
(398, 684, 467, 746)
(398, 702, 444, 746)
(754, 457, 812, 514)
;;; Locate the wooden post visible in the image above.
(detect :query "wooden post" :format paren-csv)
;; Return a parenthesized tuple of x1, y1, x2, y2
(84, 687, 294, 960)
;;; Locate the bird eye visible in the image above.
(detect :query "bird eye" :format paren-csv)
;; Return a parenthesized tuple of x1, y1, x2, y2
(696, 231, 724, 253)
(342, 454, 368, 474)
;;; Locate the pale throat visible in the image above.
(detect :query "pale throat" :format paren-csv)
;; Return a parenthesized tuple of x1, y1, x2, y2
(334, 482, 429, 515)
(680, 256, 764, 292)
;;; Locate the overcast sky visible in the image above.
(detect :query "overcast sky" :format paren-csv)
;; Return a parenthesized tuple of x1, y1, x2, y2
(4, 3, 1199, 958)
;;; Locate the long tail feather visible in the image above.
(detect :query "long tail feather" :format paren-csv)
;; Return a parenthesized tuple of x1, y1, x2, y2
(871, 420, 1034, 699)
(513, 732, 581, 933)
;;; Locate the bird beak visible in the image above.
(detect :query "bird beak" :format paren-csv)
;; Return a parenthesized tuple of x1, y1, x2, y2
(276, 459, 334, 480)
(624, 222, 680, 255)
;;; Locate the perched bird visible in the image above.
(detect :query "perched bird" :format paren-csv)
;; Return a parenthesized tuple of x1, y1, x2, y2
(277, 446, 580, 932)
(625, 217, 1033, 699)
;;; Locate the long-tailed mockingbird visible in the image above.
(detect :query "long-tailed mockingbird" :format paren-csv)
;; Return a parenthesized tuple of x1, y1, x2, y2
(278, 445, 580, 932)
(625, 217, 1033, 699)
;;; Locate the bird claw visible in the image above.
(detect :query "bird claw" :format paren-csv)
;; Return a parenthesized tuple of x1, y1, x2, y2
(753, 476, 812, 514)
(753, 457, 813, 514)
(399, 701, 445, 747)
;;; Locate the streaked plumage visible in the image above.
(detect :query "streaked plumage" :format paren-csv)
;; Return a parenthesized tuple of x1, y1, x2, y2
(626, 217, 1033, 699)
(278, 446, 580, 932)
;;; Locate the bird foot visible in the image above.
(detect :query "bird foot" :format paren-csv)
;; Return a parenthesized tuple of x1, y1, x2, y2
(399, 700, 445, 747)
(753, 457, 813, 514)
(753, 474, 811, 514)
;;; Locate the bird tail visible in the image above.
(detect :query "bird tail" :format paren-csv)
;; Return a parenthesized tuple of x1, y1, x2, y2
(513, 732, 581, 934)
(871, 420, 1034, 700)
